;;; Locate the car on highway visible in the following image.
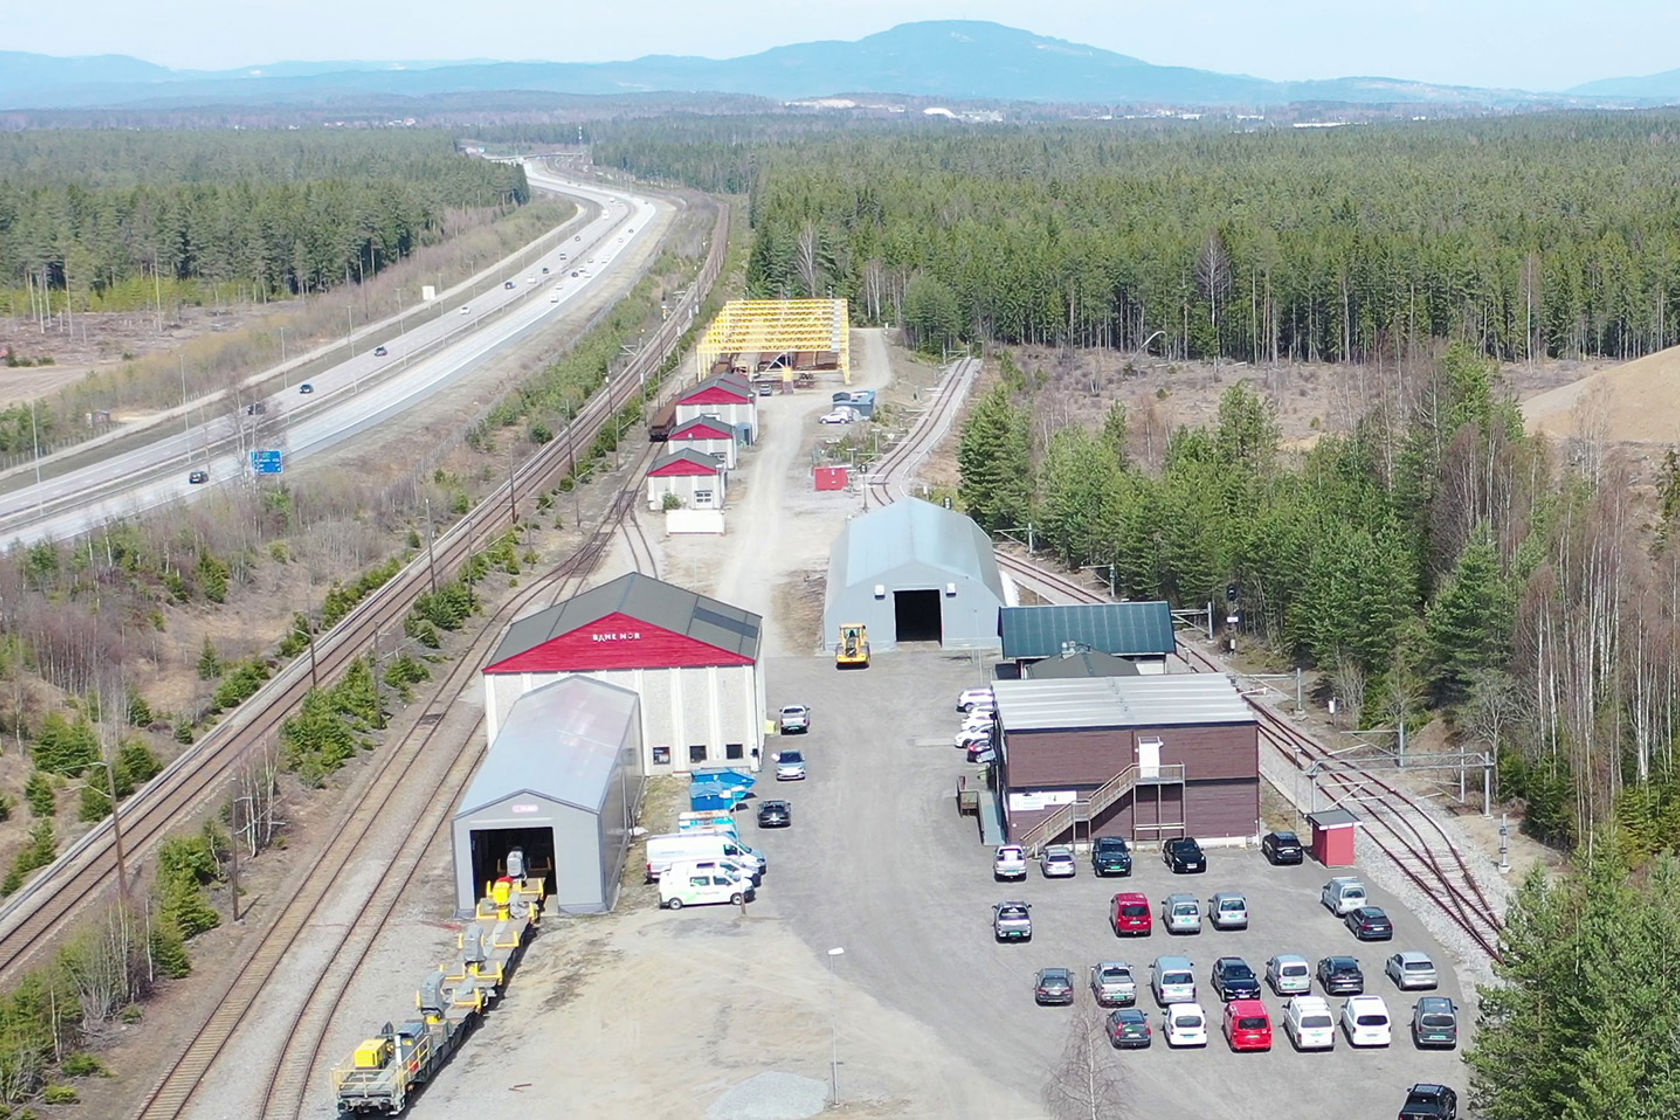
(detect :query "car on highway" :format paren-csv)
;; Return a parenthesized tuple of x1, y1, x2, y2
(245, 402, 267, 415)
(956, 687, 994, 712)
(373, 345, 388, 357)
(755, 800, 790, 829)
(1317, 955, 1364, 996)
(503, 281, 516, 289)
(188, 470, 209, 484)
(1162, 893, 1202, 934)
(1207, 891, 1248, 930)
(1410, 996, 1459, 1049)
(1089, 961, 1137, 1007)
(773, 749, 806, 781)
(1110, 892, 1152, 936)
(1321, 876, 1367, 915)
(460, 304, 471, 314)
(1385, 951, 1438, 990)
(550, 292, 561, 303)
(1091, 836, 1133, 876)
(818, 407, 859, 425)
(1034, 967, 1075, 1006)
(1162, 1002, 1208, 1047)
(1261, 830, 1304, 864)
(571, 271, 580, 277)
(1150, 956, 1196, 1005)
(575, 235, 582, 241)
(1105, 1007, 1152, 1049)
(1398, 1084, 1458, 1120)
(1210, 956, 1261, 1001)
(1341, 994, 1392, 1047)
(1283, 995, 1337, 1051)
(298, 383, 314, 394)
(541, 266, 550, 274)
(1265, 954, 1312, 996)
(1223, 999, 1272, 1051)
(1162, 837, 1205, 873)
(1345, 906, 1395, 941)
(993, 845, 1027, 881)
(1040, 845, 1077, 879)
(993, 901, 1032, 942)
(778, 704, 811, 733)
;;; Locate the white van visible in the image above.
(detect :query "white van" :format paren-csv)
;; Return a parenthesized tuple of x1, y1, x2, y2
(1150, 956, 1196, 1006)
(645, 833, 766, 880)
(660, 863, 753, 909)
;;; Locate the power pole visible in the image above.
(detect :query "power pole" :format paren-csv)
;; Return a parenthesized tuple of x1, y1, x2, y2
(424, 496, 438, 595)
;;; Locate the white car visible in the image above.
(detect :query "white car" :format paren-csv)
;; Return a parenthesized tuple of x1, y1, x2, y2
(777, 705, 811, 734)
(774, 749, 807, 781)
(550, 292, 561, 303)
(1340, 995, 1391, 1047)
(818, 407, 858, 425)
(1265, 954, 1312, 996)
(1039, 845, 1077, 878)
(993, 845, 1028, 881)
(1162, 1002, 1208, 1047)
(1384, 951, 1438, 991)
(960, 711, 995, 734)
(955, 727, 990, 749)
(956, 687, 995, 713)
(459, 304, 471, 315)
(1321, 877, 1367, 916)
(1283, 996, 1336, 1051)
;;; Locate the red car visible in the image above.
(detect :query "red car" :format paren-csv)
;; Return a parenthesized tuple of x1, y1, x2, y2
(1223, 999, 1273, 1052)
(1110, 892, 1152, 936)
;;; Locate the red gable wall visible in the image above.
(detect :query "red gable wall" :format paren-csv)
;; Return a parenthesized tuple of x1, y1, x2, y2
(484, 610, 754, 672)
(681, 385, 750, 405)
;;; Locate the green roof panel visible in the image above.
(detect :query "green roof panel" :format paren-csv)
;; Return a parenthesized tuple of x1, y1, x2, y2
(999, 602, 1176, 661)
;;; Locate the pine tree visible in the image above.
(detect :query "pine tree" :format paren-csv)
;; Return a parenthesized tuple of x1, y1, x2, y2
(1426, 533, 1510, 704)
(197, 637, 222, 681)
(957, 385, 1032, 533)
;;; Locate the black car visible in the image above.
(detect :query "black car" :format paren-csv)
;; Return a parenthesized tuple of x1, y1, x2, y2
(1162, 837, 1205, 874)
(1412, 997, 1459, 1049)
(1316, 955, 1364, 996)
(1034, 967, 1075, 1006)
(1092, 836, 1133, 876)
(298, 383, 314, 394)
(1261, 830, 1304, 864)
(1397, 1083, 1458, 1120)
(1106, 1007, 1152, 1049)
(1210, 956, 1261, 1002)
(1345, 906, 1395, 941)
(187, 470, 209, 484)
(755, 800, 791, 828)
(373, 345, 388, 357)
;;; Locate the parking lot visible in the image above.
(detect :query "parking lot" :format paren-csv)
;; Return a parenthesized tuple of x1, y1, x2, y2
(748, 650, 1470, 1119)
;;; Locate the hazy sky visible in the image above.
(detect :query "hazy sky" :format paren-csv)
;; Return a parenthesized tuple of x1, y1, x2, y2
(8, 0, 1679, 91)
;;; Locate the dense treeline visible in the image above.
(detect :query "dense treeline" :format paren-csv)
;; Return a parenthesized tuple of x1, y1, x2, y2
(598, 112, 1680, 362)
(0, 130, 528, 303)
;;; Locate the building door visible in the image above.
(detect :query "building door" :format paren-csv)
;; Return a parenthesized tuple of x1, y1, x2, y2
(1137, 737, 1162, 781)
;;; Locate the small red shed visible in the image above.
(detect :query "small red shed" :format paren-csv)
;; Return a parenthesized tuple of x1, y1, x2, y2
(1307, 808, 1359, 867)
(814, 465, 849, 491)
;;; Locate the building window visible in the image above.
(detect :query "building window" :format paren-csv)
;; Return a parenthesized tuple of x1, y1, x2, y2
(689, 744, 708, 763)
(725, 742, 743, 760)
(694, 489, 713, 504)
(651, 746, 671, 765)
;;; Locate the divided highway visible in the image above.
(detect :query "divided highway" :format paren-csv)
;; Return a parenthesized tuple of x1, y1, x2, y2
(0, 167, 658, 546)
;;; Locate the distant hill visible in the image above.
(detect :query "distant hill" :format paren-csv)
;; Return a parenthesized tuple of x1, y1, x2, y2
(0, 21, 1669, 111)
(1568, 68, 1680, 100)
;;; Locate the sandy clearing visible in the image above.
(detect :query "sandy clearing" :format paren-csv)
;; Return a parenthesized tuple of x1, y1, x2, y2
(1523, 342, 1680, 444)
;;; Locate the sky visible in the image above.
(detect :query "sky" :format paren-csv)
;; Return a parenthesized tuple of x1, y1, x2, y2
(7, 0, 1680, 92)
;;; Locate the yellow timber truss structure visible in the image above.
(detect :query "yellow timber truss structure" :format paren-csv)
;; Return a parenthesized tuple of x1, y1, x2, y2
(696, 299, 851, 384)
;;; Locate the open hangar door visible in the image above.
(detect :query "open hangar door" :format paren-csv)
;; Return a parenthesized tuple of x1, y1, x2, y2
(469, 825, 556, 901)
(894, 588, 942, 644)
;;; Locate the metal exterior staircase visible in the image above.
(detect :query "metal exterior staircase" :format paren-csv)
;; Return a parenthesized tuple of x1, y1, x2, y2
(1015, 763, 1186, 854)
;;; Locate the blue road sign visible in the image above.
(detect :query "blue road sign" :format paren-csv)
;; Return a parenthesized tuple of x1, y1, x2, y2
(251, 450, 284, 475)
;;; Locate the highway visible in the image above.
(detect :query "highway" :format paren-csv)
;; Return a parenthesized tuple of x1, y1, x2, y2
(0, 164, 658, 546)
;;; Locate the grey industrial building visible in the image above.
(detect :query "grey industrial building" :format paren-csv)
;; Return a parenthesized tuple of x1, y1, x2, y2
(998, 602, 1177, 674)
(451, 676, 644, 916)
(823, 499, 1010, 652)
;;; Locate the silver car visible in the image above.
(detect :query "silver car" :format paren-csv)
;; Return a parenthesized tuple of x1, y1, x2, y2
(1040, 845, 1077, 878)
(1207, 891, 1248, 930)
(1385, 951, 1439, 991)
(1266, 954, 1312, 995)
(1163, 893, 1202, 934)
(1089, 961, 1138, 1007)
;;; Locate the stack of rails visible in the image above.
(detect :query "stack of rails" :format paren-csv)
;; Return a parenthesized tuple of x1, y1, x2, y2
(332, 869, 545, 1116)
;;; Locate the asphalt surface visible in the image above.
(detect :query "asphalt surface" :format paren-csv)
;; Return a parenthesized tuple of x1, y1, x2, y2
(747, 650, 1471, 1120)
(0, 167, 655, 547)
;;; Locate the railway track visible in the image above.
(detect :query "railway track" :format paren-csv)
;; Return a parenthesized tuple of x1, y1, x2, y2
(864, 357, 977, 505)
(0, 200, 729, 990)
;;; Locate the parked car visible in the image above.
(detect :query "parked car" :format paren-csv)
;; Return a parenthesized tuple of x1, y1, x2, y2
(956, 687, 995, 712)
(966, 742, 996, 765)
(1283, 995, 1337, 1051)
(298, 383, 314, 394)
(777, 704, 810, 733)
(1397, 1084, 1458, 1120)
(1162, 893, 1202, 935)
(993, 901, 1032, 942)
(960, 709, 995, 733)
(1321, 876, 1368, 915)
(677, 856, 760, 887)
(1089, 961, 1137, 1007)
(993, 845, 1027, 881)
(1162, 1002, 1208, 1047)
(1345, 906, 1395, 941)
(1262, 830, 1304, 864)
(1207, 891, 1248, 930)
(1386, 951, 1438, 990)
(1106, 1007, 1152, 1049)
(1150, 956, 1196, 1005)
(774, 749, 806, 781)
(1091, 836, 1133, 876)
(1110, 892, 1152, 937)
(1034, 967, 1075, 1006)
(1040, 845, 1077, 879)
(1411, 996, 1459, 1049)
(1341, 994, 1392, 1047)
(818, 407, 858, 425)
(1223, 998, 1272, 1051)
(1317, 955, 1365, 996)
(1210, 957, 1261, 1002)
(373, 345, 388, 357)
(1162, 837, 1205, 874)
(187, 470, 209, 484)
(1265, 954, 1312, 996)
(755, 800, 790, 828)
(955, 727, 990, 749)
(659, 866, 751, 909)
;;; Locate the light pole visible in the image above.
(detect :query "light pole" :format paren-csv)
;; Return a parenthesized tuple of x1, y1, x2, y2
(826, 946, 845, 1104)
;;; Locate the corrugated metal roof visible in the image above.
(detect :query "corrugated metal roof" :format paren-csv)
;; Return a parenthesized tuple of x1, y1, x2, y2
(826, 498, 1005, 601)
(649, 447, 723, 476)
(680, 373, 752, 403)
(486, 572, 761, 668)
(1308, 809, 1360, 829)
(1023, 649, 1141, 679)
(992, 675, 1255, 731)
(999, 602, 1176, 660)
(455, 677, 639, 817)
